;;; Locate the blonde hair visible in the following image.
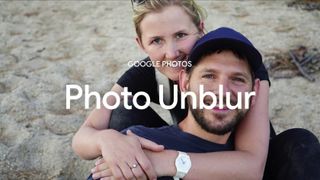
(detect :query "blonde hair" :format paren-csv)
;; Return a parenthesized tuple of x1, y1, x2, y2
(132, 0, 207, 39)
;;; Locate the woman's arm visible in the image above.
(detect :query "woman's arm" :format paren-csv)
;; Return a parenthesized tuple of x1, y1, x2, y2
(72, 83, 123, 159)
(72, 60, 158, 159)
(187, 80, 269, 180)
(72, 83, 163, 180)
(145, 80, 270, 180)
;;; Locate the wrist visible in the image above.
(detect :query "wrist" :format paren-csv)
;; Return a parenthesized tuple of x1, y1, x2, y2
(146, 150, 178, 177)
(174, 151, 192, 179)
(95, 129, 118, 154)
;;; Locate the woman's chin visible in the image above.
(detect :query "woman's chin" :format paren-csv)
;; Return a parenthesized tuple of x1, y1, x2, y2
(165, 73, 179, 81)
(156, 66, 183, 81)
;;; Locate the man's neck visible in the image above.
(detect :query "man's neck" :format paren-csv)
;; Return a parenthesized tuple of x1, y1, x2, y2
(178, 113, 231, 144)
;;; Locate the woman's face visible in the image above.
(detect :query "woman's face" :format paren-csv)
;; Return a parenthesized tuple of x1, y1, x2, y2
(137, 5, 203, 81)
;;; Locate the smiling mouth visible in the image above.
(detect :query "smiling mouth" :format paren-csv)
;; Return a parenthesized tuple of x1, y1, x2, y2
(204, 99, 233, 112)
(165, 55, 187, 63)
(176, 55, 187, 61)
(213, 106, 229, 111)
(180, 55, 190, 64)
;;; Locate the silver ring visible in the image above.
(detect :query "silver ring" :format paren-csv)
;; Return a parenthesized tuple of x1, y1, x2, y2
(131, 163, 138, 169)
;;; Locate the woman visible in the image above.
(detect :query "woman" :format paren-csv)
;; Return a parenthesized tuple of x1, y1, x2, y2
(73, 0, 271, 179)
(73, 0, 269, 179)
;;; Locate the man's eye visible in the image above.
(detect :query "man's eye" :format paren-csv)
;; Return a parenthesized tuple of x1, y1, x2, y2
(233, 77, 245, 83)
(176, 33, 187, 39)
(203, 74, 215, 79)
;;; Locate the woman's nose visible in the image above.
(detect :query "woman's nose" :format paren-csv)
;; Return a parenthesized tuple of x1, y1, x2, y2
(165, 42, 180, 60)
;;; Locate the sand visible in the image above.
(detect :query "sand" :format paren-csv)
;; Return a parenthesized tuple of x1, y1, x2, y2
(0, 0, 319, 179)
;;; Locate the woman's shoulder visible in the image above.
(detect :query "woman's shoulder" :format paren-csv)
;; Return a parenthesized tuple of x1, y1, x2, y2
(126, 57, 155, 75)
(117, 57, 158, 95)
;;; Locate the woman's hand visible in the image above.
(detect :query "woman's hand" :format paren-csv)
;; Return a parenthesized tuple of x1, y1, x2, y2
(92, 129, 164, 180)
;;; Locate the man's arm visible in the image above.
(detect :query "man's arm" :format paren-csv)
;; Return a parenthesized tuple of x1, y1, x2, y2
(146, 150, 265, 180)
(145, 80, 270, 180)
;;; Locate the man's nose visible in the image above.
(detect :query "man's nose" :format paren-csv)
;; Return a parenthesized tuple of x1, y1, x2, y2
(165, 42, 180, 60)
(216, 78, 231, 95)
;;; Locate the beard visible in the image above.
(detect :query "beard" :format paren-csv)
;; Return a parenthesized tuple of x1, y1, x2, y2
(188, 95, 246, 136)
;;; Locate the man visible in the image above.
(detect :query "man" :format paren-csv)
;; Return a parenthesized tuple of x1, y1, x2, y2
(89, 28, 320, 180)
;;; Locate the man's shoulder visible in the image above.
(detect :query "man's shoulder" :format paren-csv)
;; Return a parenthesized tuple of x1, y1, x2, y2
(122, 125, 234, 152)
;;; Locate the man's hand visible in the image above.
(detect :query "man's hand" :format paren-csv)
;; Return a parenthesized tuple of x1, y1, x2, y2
(91, 158, 112, 180)
(91, 129, 164, 180)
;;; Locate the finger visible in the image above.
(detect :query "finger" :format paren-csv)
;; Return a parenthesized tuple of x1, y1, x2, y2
(127, 130, 164, 151)
(91, 163, 109, 174)
(134, 150, 157, 180)
(109, 163, 125, 180)
(100, 177, 112, 180)
(118, 161, 135, 180)
(92, 169, 112, 179)
(95, 157, 106, 166)
(131, 161, 147, 180)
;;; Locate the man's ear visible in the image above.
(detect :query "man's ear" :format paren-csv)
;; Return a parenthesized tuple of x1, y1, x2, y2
(179, 69, 190, 92)
(250, 79, 260, 107)
(135, 37, 145, 51)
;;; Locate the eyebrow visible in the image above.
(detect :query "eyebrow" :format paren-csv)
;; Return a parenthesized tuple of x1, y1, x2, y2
(201, 68, 251, 80)
(175, 29, 187, 33)
(232, 72, 251, 80)
(146, 35, 162, 39)
(145, 29, 191, 39)
(202, 68, 218, 73)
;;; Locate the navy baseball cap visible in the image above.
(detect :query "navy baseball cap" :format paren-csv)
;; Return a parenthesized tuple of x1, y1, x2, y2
(188, 27, 262, 73)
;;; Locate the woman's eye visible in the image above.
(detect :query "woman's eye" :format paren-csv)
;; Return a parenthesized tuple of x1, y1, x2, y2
(151, 38, 162, 45)
(176, 33, 187, 39)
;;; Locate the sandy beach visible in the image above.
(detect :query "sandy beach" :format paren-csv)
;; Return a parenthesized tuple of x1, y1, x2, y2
(0, 0, 319, 179)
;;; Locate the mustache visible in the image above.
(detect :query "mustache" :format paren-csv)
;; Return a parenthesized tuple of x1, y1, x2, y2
(203, 96, 238, 106)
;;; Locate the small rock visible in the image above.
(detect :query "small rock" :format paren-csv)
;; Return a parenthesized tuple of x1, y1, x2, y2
(0, 83, 6, 93)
